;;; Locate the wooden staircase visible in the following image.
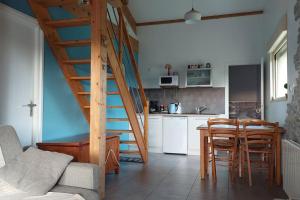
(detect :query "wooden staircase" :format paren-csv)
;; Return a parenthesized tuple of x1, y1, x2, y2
(28, 0, 148, 162)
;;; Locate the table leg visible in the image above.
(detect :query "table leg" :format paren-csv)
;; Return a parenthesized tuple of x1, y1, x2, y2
(204, 137, 209, 176)
(200, 132, 206, 179)
(276, 132, 282, 185)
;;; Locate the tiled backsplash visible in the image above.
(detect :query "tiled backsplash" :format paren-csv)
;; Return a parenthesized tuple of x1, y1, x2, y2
(145, 87, 225, 114)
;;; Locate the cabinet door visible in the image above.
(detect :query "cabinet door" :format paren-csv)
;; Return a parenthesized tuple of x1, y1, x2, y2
(148, 116, 163, 153)
(163, 117, 188, 154)
(188, 117, 208, 155)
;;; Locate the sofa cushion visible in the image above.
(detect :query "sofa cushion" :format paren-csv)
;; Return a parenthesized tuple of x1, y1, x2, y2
(0, 147, 73, 195)
(59, 162, 99, 190)
(0, 125, 22, 163)
(0, 146, 5, 168)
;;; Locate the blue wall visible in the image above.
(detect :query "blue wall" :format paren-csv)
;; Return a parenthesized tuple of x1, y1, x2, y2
(1, 1, 138, 144)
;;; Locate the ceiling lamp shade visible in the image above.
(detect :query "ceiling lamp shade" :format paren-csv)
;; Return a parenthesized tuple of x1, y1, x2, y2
(184, 8, 202, 24)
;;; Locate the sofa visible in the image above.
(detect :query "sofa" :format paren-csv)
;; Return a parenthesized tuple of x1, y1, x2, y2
(0, 125, 99, 200)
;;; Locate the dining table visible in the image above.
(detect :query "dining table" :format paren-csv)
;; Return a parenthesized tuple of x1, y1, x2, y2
(197, 124, 284, 185)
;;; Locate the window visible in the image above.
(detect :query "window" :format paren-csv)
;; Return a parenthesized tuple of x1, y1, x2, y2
(270, 33, 287, 100)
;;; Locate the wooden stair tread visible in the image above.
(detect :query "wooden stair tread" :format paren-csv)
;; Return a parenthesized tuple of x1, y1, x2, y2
(107, 118, 129, 122)
(107, 105, 124, 109)
(70, 76, 90, 80)
(120, 150, 140, 154)
(56, 39, 91, 47)
(107, 91, 120, 95)
(64, 59, 91, 65)
(83, 105, 124, 109)
(106, 129, 133, 133)
(107, 75, 116, 80)
(36, 0, 78, 7)
(70, 75, 115, 80)
(78, 91, 120, 95)
(45, 18, 90, 28)
(120, 140, 136, 144)
(77, 91, 90, 95)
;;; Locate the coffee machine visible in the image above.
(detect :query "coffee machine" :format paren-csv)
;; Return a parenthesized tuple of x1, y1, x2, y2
(149, 101, 159, 113)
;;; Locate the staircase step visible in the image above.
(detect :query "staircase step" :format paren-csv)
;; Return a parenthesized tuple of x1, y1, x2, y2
(83, 105, 124, 109)
(70, 76, 90, 80)
(120, 141, 137, 145)
(36, 0, 78, 7)
(107, 91, 120, 95)
(70, 75, 115, 81)
(64, 59, 90, 65)
(45, 18, 90, 28)
(77, 91, 120, 95)
(120, 150, 140, 154)
(106, 129, 133, 134)
(107, 118, 128, 122)
(77, 91, 90, 95)
(107, 75, 116, 80)
(107, 105, 124, 109)
(56, 39, 91, 47)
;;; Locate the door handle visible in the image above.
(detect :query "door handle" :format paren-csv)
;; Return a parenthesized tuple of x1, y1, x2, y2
(23, 101, 37, 117)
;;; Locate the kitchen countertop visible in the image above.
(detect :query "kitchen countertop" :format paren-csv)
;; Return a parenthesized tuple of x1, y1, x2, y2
(149, 113, 223, 117)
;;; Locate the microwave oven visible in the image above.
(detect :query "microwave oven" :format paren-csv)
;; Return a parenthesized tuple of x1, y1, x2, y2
(159, 75, 179, 87)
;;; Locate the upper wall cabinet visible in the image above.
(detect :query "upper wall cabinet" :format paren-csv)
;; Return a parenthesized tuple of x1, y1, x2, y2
(186, 68, 212, 87)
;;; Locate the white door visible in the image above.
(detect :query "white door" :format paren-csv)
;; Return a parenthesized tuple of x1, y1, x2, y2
(163, 117, 188, 154)
(0, 5, 43, 146)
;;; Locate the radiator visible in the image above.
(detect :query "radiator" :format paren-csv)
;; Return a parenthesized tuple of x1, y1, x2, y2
(282, 139, 300, 200)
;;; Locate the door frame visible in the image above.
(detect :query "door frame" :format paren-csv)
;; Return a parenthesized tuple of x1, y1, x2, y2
(0, 3, 44, 144)
(225, 58, 265, 119)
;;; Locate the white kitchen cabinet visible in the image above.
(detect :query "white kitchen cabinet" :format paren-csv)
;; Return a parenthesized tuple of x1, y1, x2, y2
(148, 116, 163, 153)
(163, 117, 188, 154)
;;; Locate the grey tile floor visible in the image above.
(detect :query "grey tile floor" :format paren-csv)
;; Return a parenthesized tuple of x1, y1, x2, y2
(105, 153, 288, 200)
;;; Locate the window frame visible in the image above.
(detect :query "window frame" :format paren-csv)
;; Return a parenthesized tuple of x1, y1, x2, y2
(269, 32, 288, 101)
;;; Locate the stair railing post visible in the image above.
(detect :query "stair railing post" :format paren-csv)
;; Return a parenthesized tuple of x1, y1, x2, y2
(90, 0, 107, 199)
(144, 101, 149, 162)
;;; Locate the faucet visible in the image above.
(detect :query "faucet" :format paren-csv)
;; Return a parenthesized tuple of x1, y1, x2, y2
(195, 105, 208, 114)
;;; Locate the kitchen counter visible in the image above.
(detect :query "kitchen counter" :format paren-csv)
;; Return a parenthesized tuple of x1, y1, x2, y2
(149, 113, 223, 117)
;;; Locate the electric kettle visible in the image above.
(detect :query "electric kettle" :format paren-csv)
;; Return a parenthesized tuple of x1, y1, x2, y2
(168, 102, 182, 114)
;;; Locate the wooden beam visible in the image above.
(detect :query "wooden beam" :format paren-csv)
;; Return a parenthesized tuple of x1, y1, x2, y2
(108, 0, 122, 8)
(90, 0, 107, 199)
(122, 5, 137, 34)
(144, 101, 149, 162)
(136, 10, 264, 26)
(118, 10, 124, 64)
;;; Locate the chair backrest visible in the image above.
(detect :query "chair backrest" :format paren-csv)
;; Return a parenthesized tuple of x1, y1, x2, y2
(0, 125, 23, 163)
(241, 119, 278, 149)
(207, 118, 239, 139)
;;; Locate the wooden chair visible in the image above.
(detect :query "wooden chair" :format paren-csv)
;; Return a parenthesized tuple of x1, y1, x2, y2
(240, 119, 278, 186)
(207, 118, 239, 182)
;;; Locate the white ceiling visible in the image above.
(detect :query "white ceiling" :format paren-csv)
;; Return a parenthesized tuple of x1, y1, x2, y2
(128, 0, 268, 23)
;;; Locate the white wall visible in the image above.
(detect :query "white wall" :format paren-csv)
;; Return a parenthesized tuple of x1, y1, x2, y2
(264, 0, 299, 125)
(138, 16, 264, 89)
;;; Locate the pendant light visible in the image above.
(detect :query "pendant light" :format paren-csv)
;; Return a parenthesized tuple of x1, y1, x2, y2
(184, 0, 201, 24)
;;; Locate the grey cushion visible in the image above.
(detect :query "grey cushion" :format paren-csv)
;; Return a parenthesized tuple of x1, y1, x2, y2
(59, 162, 99, 190)
(51, 185, 98, 200)
(0, 147, 73, 195)
(0, 125, 22, 163)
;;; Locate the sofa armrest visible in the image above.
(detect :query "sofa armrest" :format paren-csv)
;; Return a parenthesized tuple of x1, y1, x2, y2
(59, 162, 99, 190)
